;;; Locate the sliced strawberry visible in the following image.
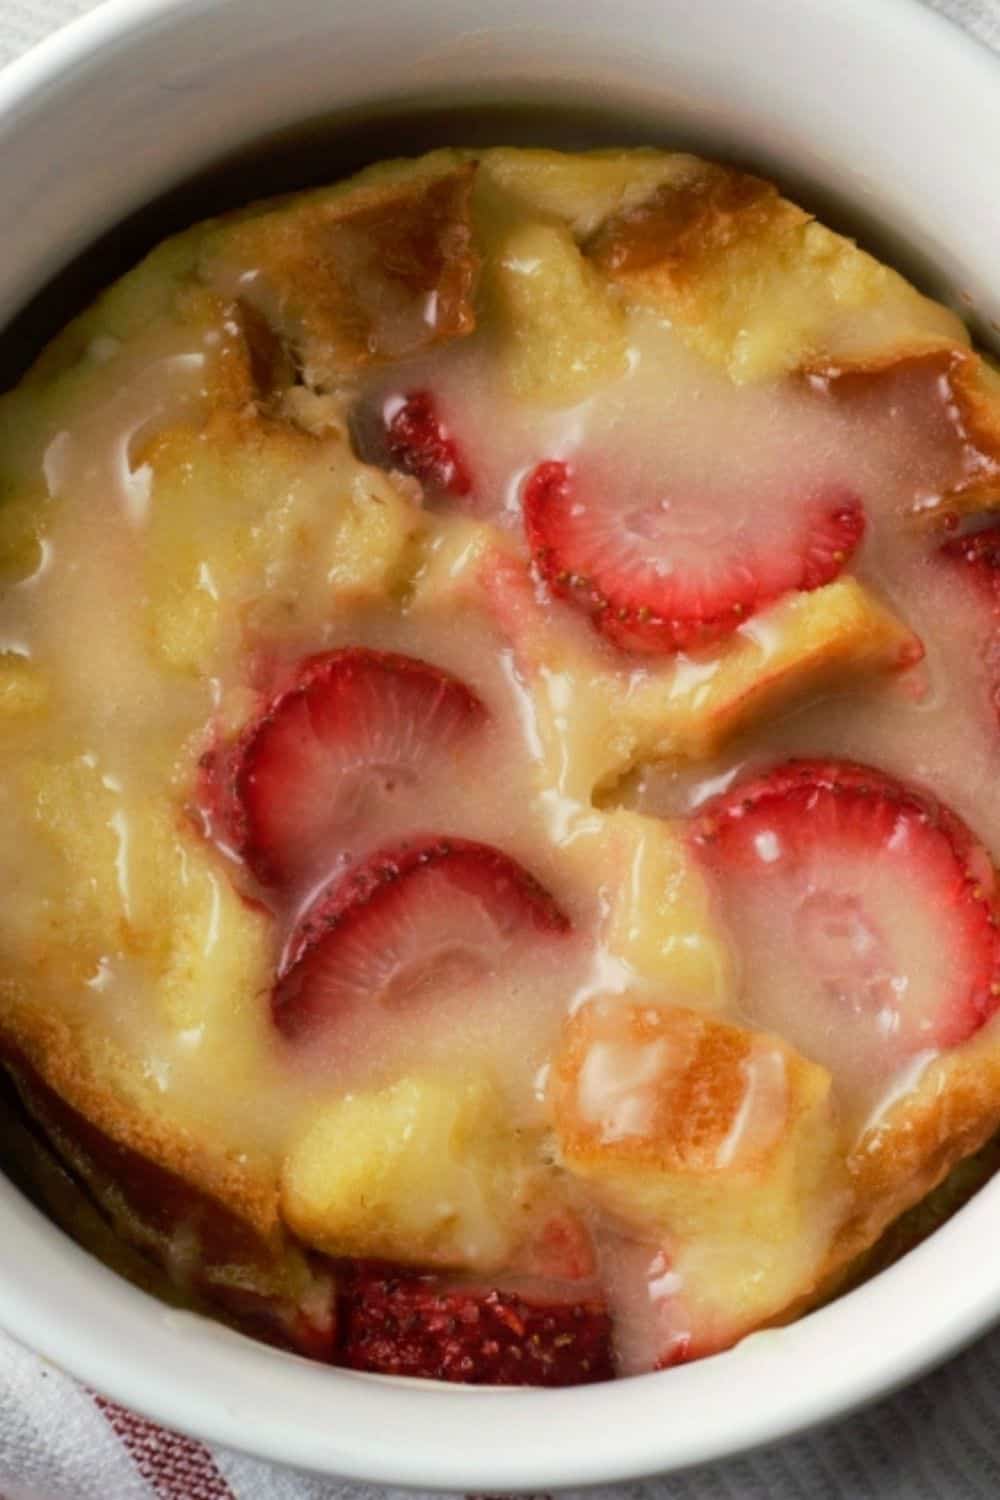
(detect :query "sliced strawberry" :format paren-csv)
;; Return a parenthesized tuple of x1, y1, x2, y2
(523, 459, 864, 654)
(273, 836, 570, 1041)
(210, 648, 486, 886)
(691, 761, 1000, 1092)
(383, 390, 472, 497)
(338, 1262, 613, 1386)
(939, 524, 1000, 726)
(940, 524, 1000, 599)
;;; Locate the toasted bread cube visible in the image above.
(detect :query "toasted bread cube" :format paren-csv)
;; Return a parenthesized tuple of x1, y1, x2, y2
(152, 836, 272, 1039)
(564, 810, 734, 1010)
(488, 219, 627, 403)
(832, 1019, 1000, 1286)
(282, 1072, 537, 1272)
(586, 161, 964, 383)
(480, 147, 700, 239)
(24, 753, 271, 1041)
(553, 1000, 843, 1330)
(815, 348, 1000, 527)
(23, 756, 132, 972)
(0, 999, 316, 1333)
(200, 156, 478, 388)
(628, 578, 922, 762)
(408, 513, 501, 612)
(144, 421, 422, 674)
(466, 548, 919, 799)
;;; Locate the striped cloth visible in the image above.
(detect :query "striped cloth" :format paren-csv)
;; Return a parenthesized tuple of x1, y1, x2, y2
(6, 1318, 1000, 1499)
(2, 2, 1000, 1496)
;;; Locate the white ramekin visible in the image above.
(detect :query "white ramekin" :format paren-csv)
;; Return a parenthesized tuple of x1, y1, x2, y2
(2, 0, 1000, 1487)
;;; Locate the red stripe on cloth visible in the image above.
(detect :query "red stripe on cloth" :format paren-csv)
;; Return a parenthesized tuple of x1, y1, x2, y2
(95, 1395, 237, 1500)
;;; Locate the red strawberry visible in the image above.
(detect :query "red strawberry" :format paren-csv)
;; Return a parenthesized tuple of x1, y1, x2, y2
(940, 525, 1000, 601)
(273, 836, 570, 1041)
(691, 760, 1000, 1075)
(384, 390, 472, 497)
(523, 459, 864, 654)
(939, 524, 1000, 725)
(338, 1262, 613, 1386)
(209, 648, 486, 886)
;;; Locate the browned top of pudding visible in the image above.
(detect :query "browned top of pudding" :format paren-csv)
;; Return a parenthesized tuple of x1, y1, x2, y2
(3, 147, 1000, 1382)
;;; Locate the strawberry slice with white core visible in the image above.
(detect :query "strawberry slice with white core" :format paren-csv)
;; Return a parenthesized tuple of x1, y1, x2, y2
(691, 760, 1000, 1106)
(225, 648, 485, 886)
(524, 459, 865, 654)
(383, 389, 472, 497)
(273, 837, 569, 1042)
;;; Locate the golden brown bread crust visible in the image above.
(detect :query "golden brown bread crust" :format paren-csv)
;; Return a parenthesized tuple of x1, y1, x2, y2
(202, 164, 480, 387)
(649, 581, 923, 764)
(0, 1071, 189, 1302)
(552, 1001, 845, 1351)
(585, 165, 783, 282)
(582, 160, 1000, 531)
(551, 1002, 1000, 1346)
(0, 996, 281, 1246)
(583, 157, 993, 401)
(836, 1128, 1000, 1292)
(6, 145, 1000, 1371)
(747, 1022, 1000, 1336)
(553, 1002, 786, 1175)
(812, 347, 1000, 523)
(835, 1027, 1000, 1276)
(0, 1027, 337, 1356)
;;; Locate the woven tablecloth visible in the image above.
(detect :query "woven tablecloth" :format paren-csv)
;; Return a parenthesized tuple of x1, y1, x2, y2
(2, 2, 1000, 1496)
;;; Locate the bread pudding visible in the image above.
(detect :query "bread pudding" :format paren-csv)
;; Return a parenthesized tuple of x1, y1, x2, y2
(2, 146, 1000, 1384)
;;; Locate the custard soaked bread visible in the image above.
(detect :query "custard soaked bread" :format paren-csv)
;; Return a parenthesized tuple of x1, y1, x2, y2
(3, 147, 1000, 1383)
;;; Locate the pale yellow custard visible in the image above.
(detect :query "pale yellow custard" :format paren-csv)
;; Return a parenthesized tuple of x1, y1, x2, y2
(3, 147, 1000, 1383)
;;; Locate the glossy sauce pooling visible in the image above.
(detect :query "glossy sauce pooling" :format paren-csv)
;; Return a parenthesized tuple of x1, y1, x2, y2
(3, 148, 1000, 1379)
(364, 310, 1000, 1121)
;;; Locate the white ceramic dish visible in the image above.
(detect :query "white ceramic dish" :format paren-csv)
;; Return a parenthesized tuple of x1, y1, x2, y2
(2, 0, 1000, 1487)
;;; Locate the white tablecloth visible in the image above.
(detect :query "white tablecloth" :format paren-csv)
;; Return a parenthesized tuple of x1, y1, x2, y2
(2, 2, 1000, 1496)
